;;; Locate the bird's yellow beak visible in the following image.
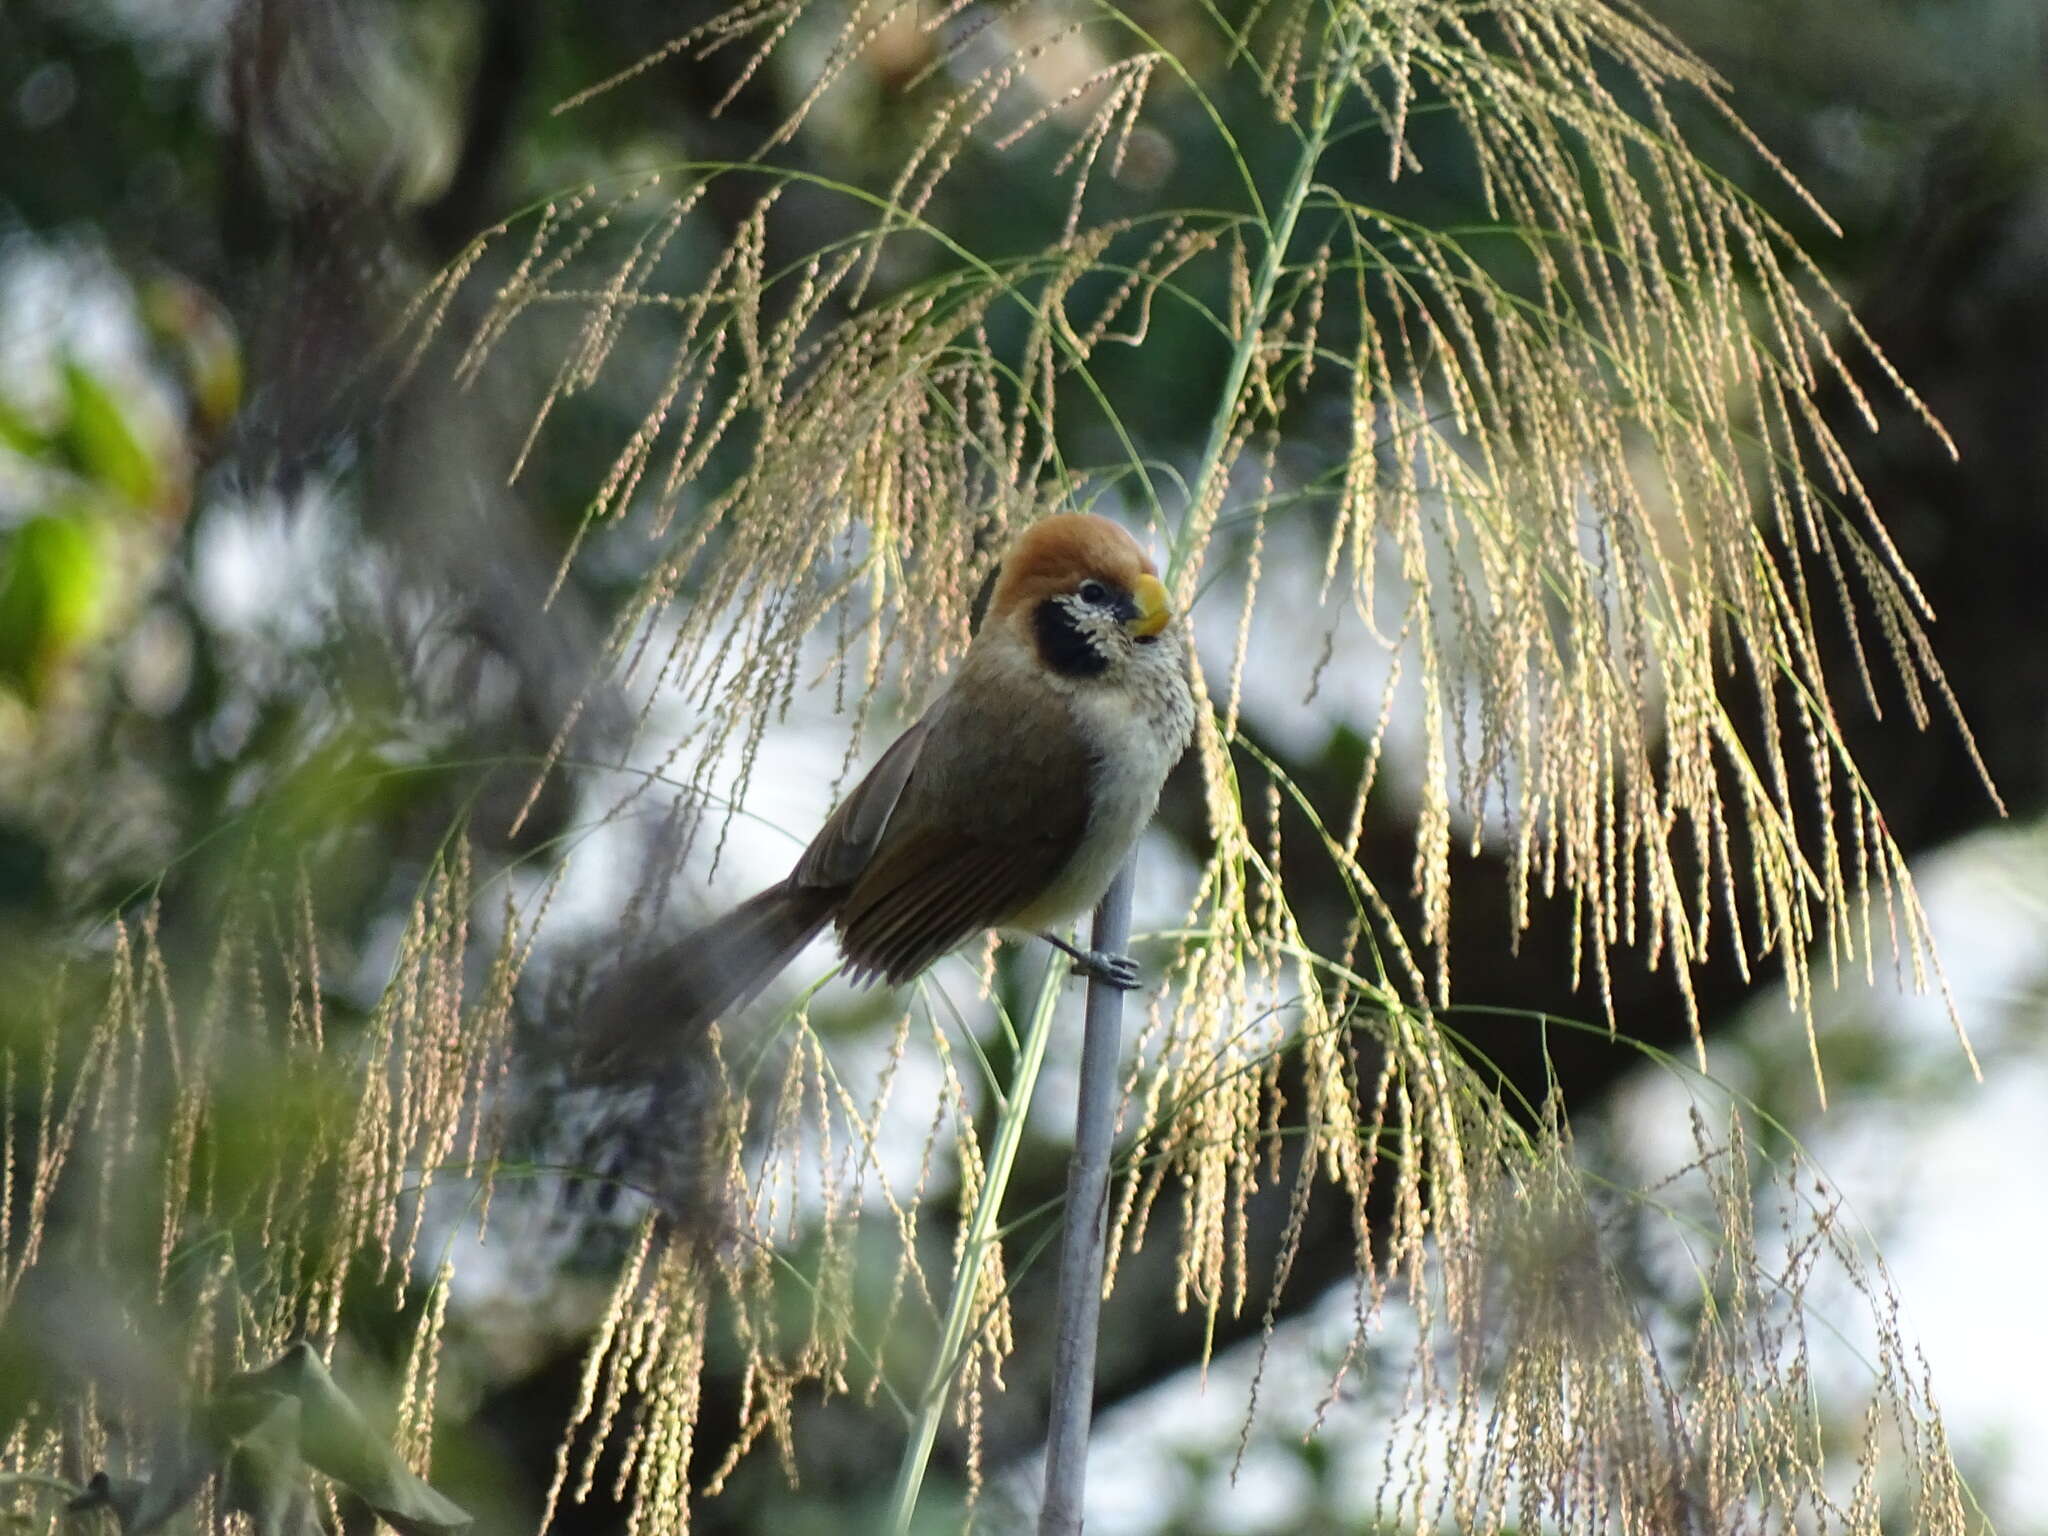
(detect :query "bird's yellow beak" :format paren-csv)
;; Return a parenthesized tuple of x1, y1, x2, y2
(1127, 573, 1171, 638)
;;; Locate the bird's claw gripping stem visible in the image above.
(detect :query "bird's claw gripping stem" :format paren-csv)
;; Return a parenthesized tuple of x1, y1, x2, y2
(1041, 932, 1142, 990)
(1074, 951, 1142, 989)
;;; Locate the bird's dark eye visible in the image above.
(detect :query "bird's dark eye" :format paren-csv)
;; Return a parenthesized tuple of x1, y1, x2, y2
(1078, 580, 1110, 606)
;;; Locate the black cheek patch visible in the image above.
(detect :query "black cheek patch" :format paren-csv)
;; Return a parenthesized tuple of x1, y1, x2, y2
(1034, 598, 1109, 678)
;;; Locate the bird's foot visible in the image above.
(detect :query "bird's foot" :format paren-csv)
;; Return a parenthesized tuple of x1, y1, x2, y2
(1041, 932, 1142, 990)
(1075, 950, 1142, 989)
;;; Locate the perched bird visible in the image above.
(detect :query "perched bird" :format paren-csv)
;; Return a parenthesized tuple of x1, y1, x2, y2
(583, 513, 1195, 1073)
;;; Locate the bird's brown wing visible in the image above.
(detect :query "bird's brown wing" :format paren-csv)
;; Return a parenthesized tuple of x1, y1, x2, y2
(835, 691, 1094, 985)
(577, 717, 935, 1077)
(790, 717, 932, 890)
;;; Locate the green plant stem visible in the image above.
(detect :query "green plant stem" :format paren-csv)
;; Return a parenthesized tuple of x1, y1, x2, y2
(1166, 18, 1363, 591)
(1037, 864, 1137, 1533)
(886, 952, 1066, 1533)
(0, 1471, 85, 1500)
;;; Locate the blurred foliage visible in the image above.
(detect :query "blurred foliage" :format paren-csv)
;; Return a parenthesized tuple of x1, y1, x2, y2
(0, 262, 209, 716)
(57, 1344, 471, 1535)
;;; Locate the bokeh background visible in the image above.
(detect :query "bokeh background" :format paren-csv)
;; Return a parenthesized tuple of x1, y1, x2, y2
(1, 0, 2044, 1529)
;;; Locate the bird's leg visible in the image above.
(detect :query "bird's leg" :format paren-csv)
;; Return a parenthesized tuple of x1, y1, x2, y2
(1040, 931, 1142, 990)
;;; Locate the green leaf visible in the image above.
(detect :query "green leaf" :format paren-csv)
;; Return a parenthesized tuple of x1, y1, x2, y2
(219, 1394, 319, 1536)
(73, 1346, 471, 1535)
(59, 358, 159, 510)
(70, 1423, 217, 1535)
(0, 513, 105, 704)
(227, 1344, 471, 1536)
(0, 396, 47, 457)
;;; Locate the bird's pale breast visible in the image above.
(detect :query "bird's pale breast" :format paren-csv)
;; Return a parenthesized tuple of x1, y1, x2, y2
(1006, 635, 1194, 927)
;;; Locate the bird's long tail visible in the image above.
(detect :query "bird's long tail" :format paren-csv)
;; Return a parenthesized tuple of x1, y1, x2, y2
(576, 880, 837, 1081)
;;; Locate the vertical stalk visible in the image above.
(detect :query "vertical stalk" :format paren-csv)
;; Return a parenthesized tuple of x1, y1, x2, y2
(1166, 18, 1362, 590)
(1037, 864, 1136, 1534)
(887, 954, 1066, 1533)
(893, 25, 1363, 1530)
(1038, 20, 1368, 1529)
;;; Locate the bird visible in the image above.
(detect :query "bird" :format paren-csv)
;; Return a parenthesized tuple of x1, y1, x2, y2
(581, 512, 1195, 1075)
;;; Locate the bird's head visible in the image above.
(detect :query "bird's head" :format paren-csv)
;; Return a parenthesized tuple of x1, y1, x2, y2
(986, 513, 1174, 680)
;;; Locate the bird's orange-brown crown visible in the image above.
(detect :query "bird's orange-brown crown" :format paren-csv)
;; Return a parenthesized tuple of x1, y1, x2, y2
(988, 512, 1159, 619)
